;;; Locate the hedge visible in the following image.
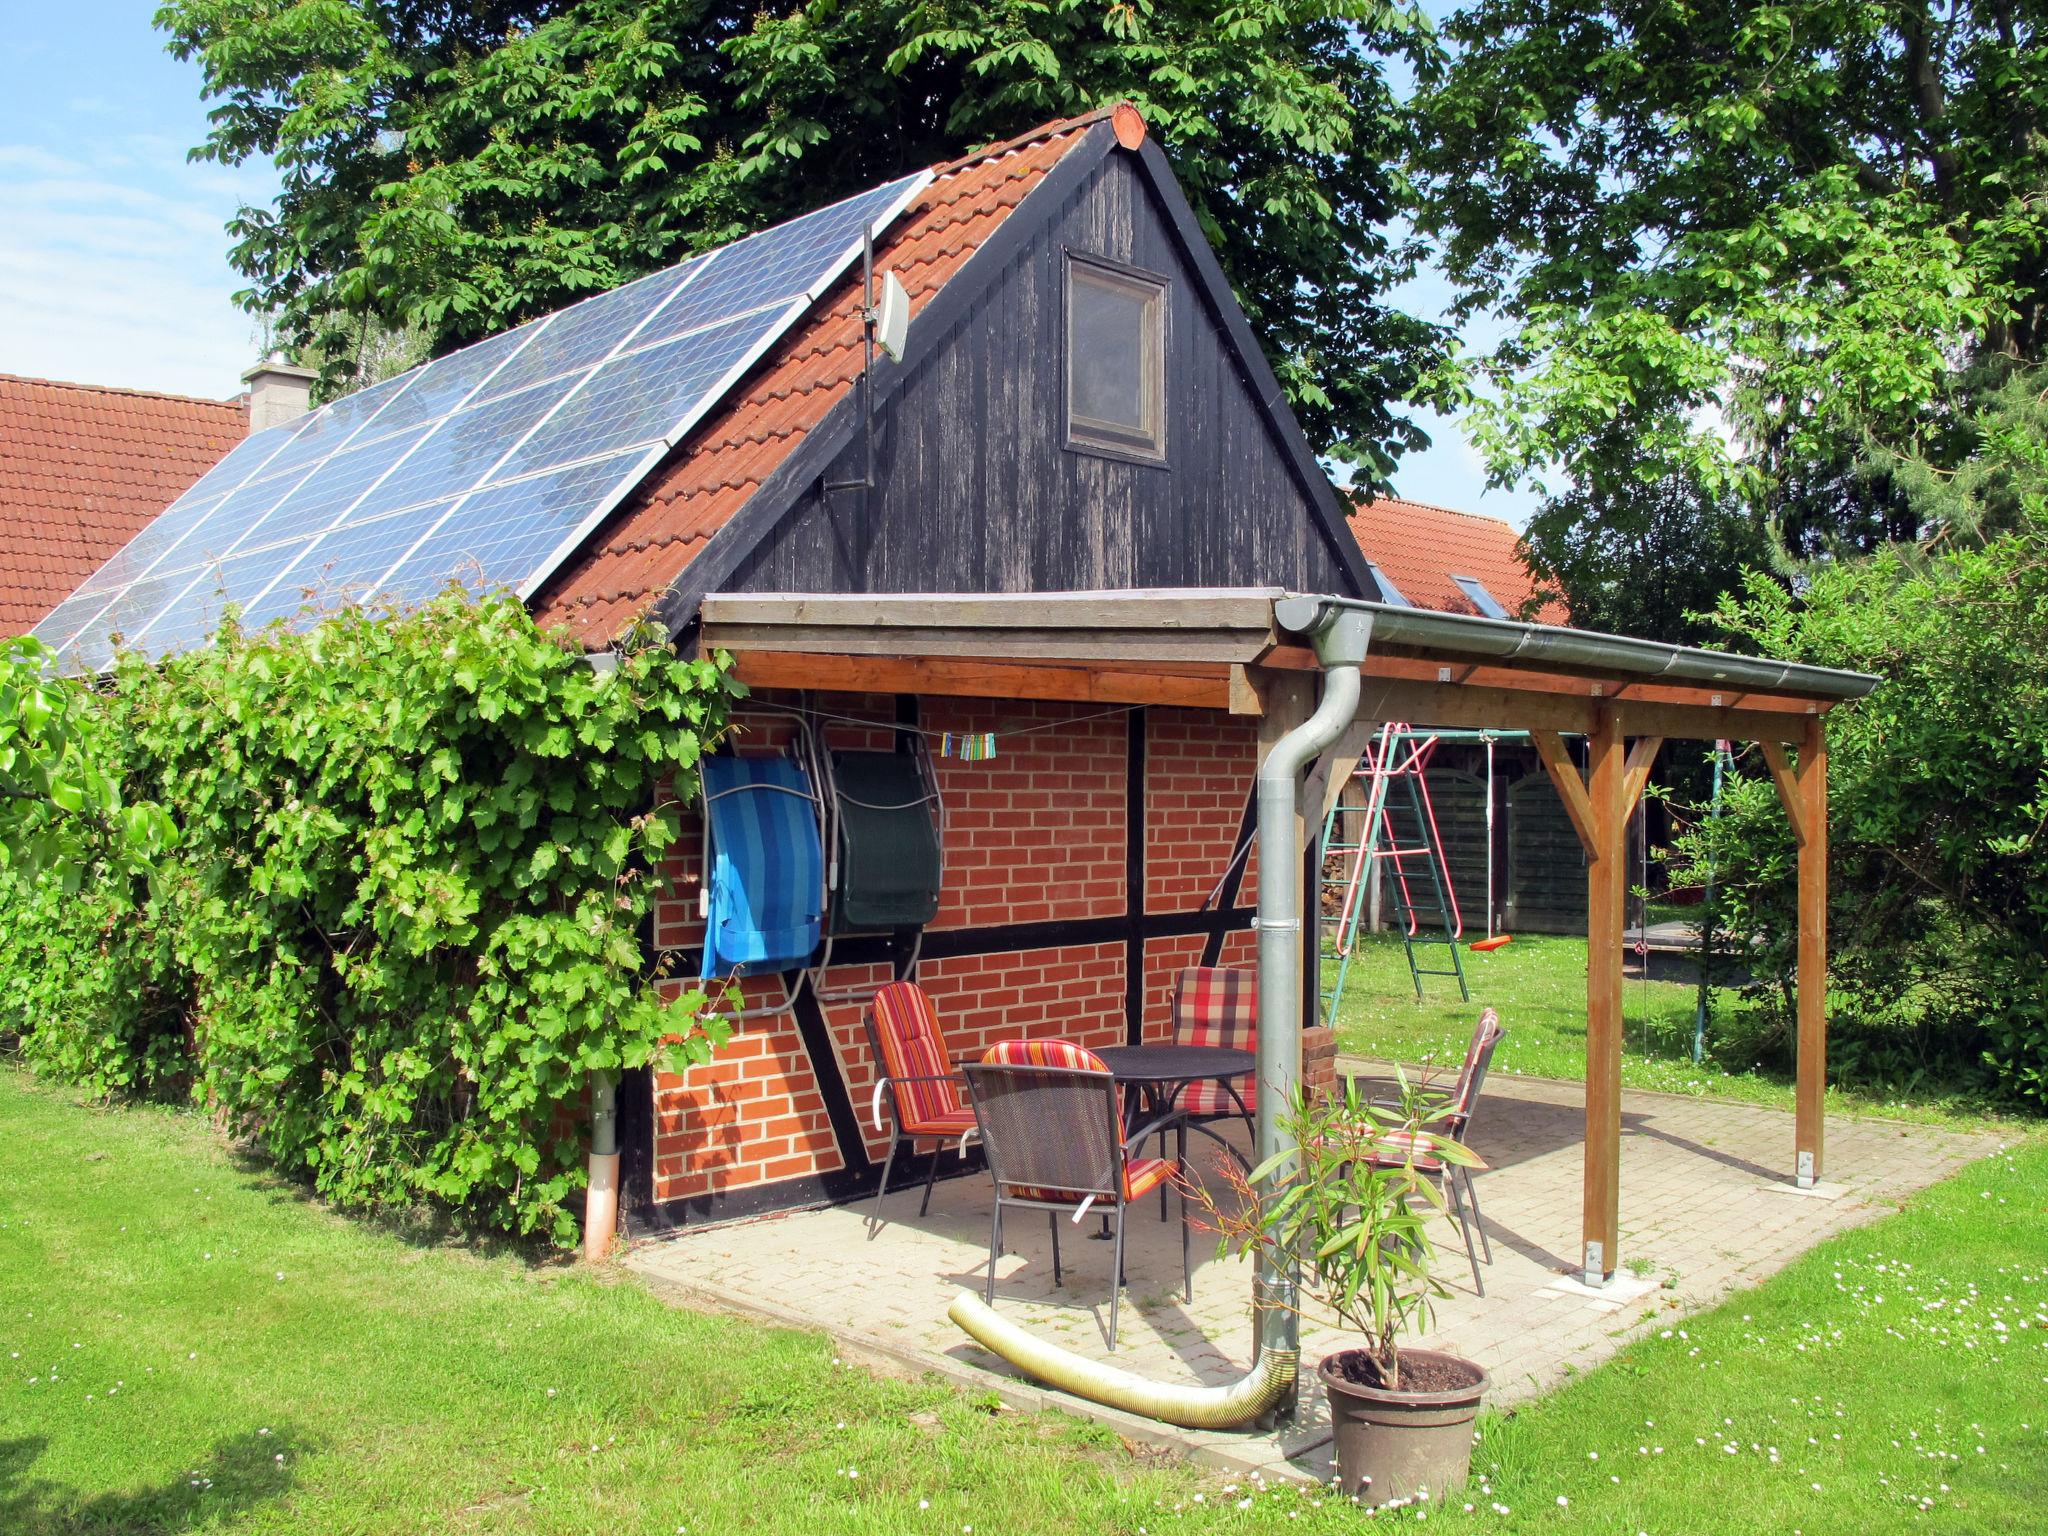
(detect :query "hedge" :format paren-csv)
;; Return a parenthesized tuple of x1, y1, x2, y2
(1, 593, 736, 1244)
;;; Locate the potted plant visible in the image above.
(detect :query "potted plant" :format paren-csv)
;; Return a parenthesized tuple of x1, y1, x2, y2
(1188, 1073, 1488, 1505)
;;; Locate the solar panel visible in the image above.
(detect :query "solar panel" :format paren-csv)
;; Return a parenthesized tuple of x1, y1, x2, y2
(383, 449, 663, 605)
(38, 167, 929, 671)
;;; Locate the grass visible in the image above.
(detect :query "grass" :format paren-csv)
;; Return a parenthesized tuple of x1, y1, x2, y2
(1324, 931, 2006, 1126)
(4, 1065, 2043, 1533)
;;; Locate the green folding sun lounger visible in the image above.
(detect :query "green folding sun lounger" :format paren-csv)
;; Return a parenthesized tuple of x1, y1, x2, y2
(828, 749, 943, 933)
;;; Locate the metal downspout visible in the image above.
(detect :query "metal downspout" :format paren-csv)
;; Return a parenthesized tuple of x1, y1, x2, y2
(1252, 602, 1373, 1376)
(946, 599, 1372, 1428)
(583, 1069, 621, 1264)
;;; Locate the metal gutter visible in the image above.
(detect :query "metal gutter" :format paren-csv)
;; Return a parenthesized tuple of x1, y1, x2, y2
(1274, 596, 1880, 701)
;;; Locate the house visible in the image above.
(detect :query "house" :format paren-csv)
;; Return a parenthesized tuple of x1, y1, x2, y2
(0, 375, 241, 636)
(0, 365, 320, 637)
(33, 105, 1865, 1288)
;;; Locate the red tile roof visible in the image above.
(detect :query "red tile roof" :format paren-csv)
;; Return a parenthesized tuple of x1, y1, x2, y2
(0, 374, 245, 635)
(531, 113, 1106, 647)
(1347, 494, 1568, 624)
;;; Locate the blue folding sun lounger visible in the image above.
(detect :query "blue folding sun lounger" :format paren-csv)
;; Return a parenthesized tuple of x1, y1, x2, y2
(699, 756, 826, 983)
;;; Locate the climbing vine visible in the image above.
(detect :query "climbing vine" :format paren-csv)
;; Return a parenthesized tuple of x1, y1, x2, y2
(2, 593, 736, 1243)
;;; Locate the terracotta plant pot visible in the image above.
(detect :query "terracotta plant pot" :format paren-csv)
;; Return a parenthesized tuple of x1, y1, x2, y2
(1319, 1348, 1488, 1505)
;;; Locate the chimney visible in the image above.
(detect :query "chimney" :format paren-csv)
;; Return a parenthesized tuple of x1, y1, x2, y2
(241, 355, 318, 434)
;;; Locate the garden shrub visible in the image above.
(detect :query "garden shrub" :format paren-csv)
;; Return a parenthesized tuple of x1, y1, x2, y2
(0, 868, 190, 1099)
(2, 592, 735, 1242)
(1670, 510, 2048, 1106)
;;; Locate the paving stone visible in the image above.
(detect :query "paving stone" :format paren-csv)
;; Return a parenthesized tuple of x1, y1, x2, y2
(624, 1071, 2000, 1480)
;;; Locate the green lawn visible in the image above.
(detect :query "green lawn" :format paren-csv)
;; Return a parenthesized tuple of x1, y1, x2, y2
(1325, 931, 2003, 1125)
(4, 1065, 2043, 1533)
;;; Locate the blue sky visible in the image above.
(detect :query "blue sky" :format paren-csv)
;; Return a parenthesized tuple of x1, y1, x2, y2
(0, 4, 1535, 528)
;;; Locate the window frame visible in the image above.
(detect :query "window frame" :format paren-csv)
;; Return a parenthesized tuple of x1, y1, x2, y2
(1063, 251, 1169, 465)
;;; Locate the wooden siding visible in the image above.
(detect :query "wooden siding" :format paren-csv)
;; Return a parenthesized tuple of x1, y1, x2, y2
(727, 154, 1357, 596)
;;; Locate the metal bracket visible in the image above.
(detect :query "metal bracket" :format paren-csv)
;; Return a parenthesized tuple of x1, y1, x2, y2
(1582, 1240, 1606, 1286)
(1796, 1150, 1816, 1189)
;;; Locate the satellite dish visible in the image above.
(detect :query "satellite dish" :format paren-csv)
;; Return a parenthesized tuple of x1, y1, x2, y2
(874, 271, 910, 362)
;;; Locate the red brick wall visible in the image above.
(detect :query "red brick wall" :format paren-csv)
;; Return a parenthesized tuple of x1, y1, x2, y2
(1146, 709, 1260, 911)
(642, 694, 1262, 1214)
(925, 698, 1126, 930)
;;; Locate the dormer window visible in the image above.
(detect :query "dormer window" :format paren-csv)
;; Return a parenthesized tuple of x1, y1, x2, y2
(1066, 254, 1166, 461)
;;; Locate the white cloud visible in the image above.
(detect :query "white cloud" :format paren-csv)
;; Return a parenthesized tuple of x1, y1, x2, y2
(0, 128, 273, 399)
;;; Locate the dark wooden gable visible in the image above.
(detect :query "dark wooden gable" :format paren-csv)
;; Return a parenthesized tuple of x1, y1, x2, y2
(714, 143, 1371, 602)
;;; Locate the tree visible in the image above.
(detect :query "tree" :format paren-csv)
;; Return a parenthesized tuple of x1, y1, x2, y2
(1519, 452, 1771, 644)
(1668, 490, 2048, 1104)
(156, 0, 1445, 474)
(1411, 0, 2048, 546)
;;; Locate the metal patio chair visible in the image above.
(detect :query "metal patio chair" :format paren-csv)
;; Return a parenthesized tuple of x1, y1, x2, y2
(863, 981, 978, 1223)
(962, 1039, 1188, 1350)
(1168, 965, 1258, 1143)
(1361, 1006, 1506, 1295)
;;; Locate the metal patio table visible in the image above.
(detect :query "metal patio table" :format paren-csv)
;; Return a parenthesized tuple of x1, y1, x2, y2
(1095, 1043, 1255, 1172)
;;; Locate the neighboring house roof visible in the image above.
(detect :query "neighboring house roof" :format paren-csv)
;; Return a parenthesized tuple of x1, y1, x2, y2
(0, 374, 244, 635)
(1346, 494, 1567, 624)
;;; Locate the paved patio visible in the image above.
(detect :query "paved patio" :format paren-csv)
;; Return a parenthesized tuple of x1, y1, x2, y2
(627, 1067, 1999, 1481)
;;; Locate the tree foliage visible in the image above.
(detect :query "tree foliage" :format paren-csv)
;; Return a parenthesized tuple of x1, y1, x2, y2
(1414, 0, 2048, 553)
(4, 594, 736, 1242)
(1519, 450, 1772, 644)
(0, 636, 175, 888)
(1669, 488, 2048, 1105)
(156, 0, 1445, 473)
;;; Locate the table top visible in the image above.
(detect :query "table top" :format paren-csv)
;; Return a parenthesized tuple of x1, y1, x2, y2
(1094, 1043, 1253, 1083)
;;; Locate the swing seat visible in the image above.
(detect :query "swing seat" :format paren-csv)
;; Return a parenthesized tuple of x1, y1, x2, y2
(1470, 935, 1513, 953)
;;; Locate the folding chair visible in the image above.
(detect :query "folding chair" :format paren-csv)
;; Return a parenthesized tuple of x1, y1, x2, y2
(962, 1039, 1188, 1350)
(1362, 1007, 1506, 1295)
(698, 750, 826, 1018)
(1169, 966, 1258, 1142)
(863, 981, 978, 1222)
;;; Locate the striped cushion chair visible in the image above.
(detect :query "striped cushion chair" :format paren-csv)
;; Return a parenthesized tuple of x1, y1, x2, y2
(863, 982, 979, 1223)
(1359, 1007, 1506, 1296)
(1170, 967, 1257, 1140)
(961, 1038, 1189, 1349)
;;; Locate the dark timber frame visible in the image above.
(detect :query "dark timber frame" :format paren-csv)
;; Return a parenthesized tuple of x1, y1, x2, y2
(698, 588, 1877, 1284)
(642, 119, 1386, 635)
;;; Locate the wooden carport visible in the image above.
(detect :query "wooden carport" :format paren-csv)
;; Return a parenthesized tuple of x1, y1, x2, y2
(699, 588, 1878, 1285)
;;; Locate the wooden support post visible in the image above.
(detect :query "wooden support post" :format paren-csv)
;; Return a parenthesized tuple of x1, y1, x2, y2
(1795, 717, 1829, 1186)
(1582, 709, 1626, 1284)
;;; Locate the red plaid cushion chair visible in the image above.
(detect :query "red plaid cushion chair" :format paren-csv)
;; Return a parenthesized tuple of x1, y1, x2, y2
(1169, 967, 1257, 1139)
(863, 981, 979, 1223)
(961, 1037, 1190, 1349)
(1357, 1007, 1506, 1296)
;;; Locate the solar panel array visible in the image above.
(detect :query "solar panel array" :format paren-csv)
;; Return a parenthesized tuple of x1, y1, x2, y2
(37, 170, 932, 671)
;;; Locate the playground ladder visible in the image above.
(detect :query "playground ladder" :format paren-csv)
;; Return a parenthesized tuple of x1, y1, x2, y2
(1319, 723, 1471, 1018)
